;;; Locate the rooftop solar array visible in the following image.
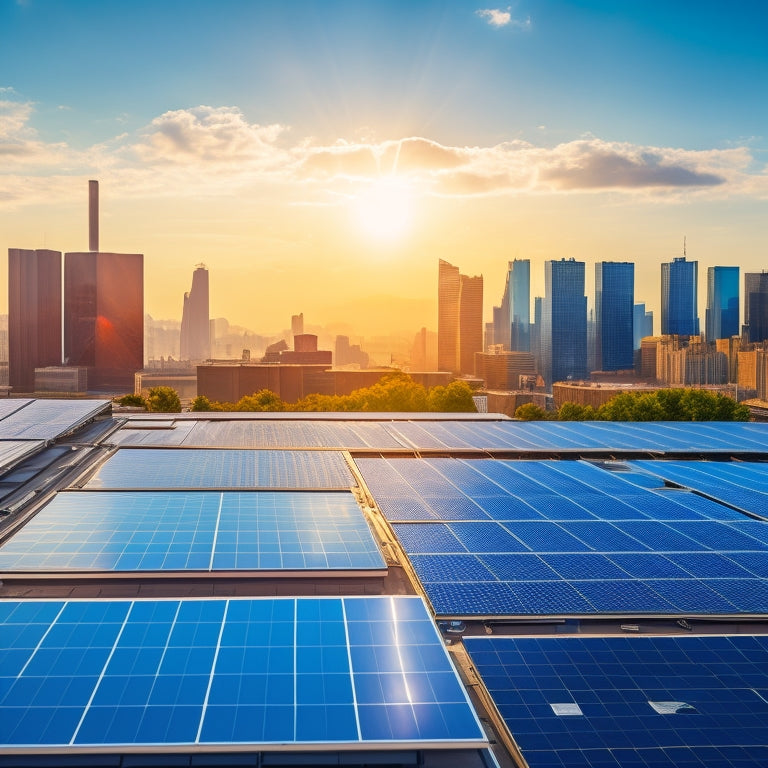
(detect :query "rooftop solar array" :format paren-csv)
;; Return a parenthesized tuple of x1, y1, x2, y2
(356, 457, 768, 616)
(85, 448, 355, 489)
(110, 417, 768, 454)
(627, 460, 768, 520)
(0, 491, 386, 573)
(464, 634, 768, 768)
(0, 596, 486, 753)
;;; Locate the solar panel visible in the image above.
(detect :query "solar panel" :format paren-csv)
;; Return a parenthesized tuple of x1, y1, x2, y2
(464, 634, 768, 768)
(629, 460, 768, 519)
(108, 418, 768, 453)
(362, 459, 768, 617)
(0, 596, 487, 752)
(0, 439, 46, 476)
(86, 448, 355, 489)
(0, 399, 108, 440)
(0, 491, 386, 573)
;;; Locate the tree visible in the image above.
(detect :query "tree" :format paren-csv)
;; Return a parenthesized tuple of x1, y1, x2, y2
(596, 388, 749, 422)
(113, 393, 147, 409)
(235, 389, 285, 412)
(146, 386, 181, 413)
(190, 395, 223, 412)
(514, 403, 551, 421)
(557, 402, 597, 421)
(352, 372, 428, 412)
(428, 381, 477, 412)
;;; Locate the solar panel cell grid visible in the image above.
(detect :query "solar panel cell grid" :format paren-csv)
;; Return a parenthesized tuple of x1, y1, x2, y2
(464, 634, 768, 768)
(0, 597, 486, 751)
(87, 448, 354, 489)
(358, 457, 768, 616)
(0, 491, 385, 573)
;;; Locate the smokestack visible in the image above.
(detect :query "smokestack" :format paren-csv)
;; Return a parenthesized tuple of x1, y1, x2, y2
(89, 179, 99, 252)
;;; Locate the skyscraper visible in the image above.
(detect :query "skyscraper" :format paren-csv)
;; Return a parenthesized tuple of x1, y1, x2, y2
(494, 259, 530, 352)
(594, 262, 634, 371)
(705, 266, 739, 343)
(8, 249, 62, 392)
(541, 258, 587, 385)
(633, 303, 654, 350)
(661, 256, 699, 336)
(64, 251, 144, 390)
(744, 272, 768, 343)
(438, 259, 460, 372)
(505, 259, 531, 352)
(180, 264, 210, 361)
(437, 260, 483, 375)
(459, 273, 484, 375)
(64, 182, 143, 390)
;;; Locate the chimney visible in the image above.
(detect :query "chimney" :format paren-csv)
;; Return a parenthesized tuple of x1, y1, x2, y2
(89, 179, 99, 252)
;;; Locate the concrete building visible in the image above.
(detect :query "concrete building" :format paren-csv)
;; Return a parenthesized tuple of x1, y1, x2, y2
(34, 366, 88, 393)
(8, 248, 62, 393)
(474, 349, 536, 391)
(437, 259, 483, 376)
(64, 182, 144, 391)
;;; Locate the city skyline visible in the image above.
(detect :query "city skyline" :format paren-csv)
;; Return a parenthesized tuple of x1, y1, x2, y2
(2, 1, 768, 336)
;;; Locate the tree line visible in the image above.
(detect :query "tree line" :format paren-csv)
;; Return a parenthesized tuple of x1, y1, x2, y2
(515, 388, 749, 422)
(115, 373, 477, 414)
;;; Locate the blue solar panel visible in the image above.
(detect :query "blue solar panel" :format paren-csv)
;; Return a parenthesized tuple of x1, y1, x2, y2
(361, 458, 768, 617)
(465, 634, 768, 768)
(0, 596, 487, 752)
(629, 460, 768, 519)
(0, 491, 385, 573)
(87, 448, 355, 489)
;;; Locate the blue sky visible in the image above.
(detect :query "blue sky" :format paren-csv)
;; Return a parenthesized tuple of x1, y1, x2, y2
(2, 0, 768, 334)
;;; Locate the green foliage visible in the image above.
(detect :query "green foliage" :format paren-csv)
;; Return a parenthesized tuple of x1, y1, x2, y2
(557, 402, 597, 421)
(113, 393, 147, 409)
(197, 373, 479, 414)
(190, 395, 224, 412)
(514, 403, 551, 421)
(428, 381, 477, 413)
(350, 371, 428, 412)
(235, 389, 285, 412)
(595, 388, 749, 422)
(293, 393, 351, 411)
(146, 386, 181, 413)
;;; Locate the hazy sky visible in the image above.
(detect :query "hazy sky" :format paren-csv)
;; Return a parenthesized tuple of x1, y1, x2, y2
(2, 0, 768, 336)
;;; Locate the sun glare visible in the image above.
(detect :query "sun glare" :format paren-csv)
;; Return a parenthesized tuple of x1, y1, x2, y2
(350, 178, 414, 243)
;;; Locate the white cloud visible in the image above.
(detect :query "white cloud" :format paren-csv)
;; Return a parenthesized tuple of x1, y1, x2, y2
(476, 7, 530, 29)
(0, 95, 765, 209)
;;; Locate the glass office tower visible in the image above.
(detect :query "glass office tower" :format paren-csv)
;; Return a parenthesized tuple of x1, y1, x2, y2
(595, 261, 634, 371)
(661, 256, 699, 336)
(705, 266, 739, 342)
(542, 258, 587, 385)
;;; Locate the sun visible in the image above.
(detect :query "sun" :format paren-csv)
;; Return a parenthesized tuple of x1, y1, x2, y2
(350, 177, 414, 243)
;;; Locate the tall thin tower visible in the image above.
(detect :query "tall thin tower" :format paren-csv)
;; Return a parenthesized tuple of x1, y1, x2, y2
(180, 264, 211, 361)
(89, 180, 99, 252)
